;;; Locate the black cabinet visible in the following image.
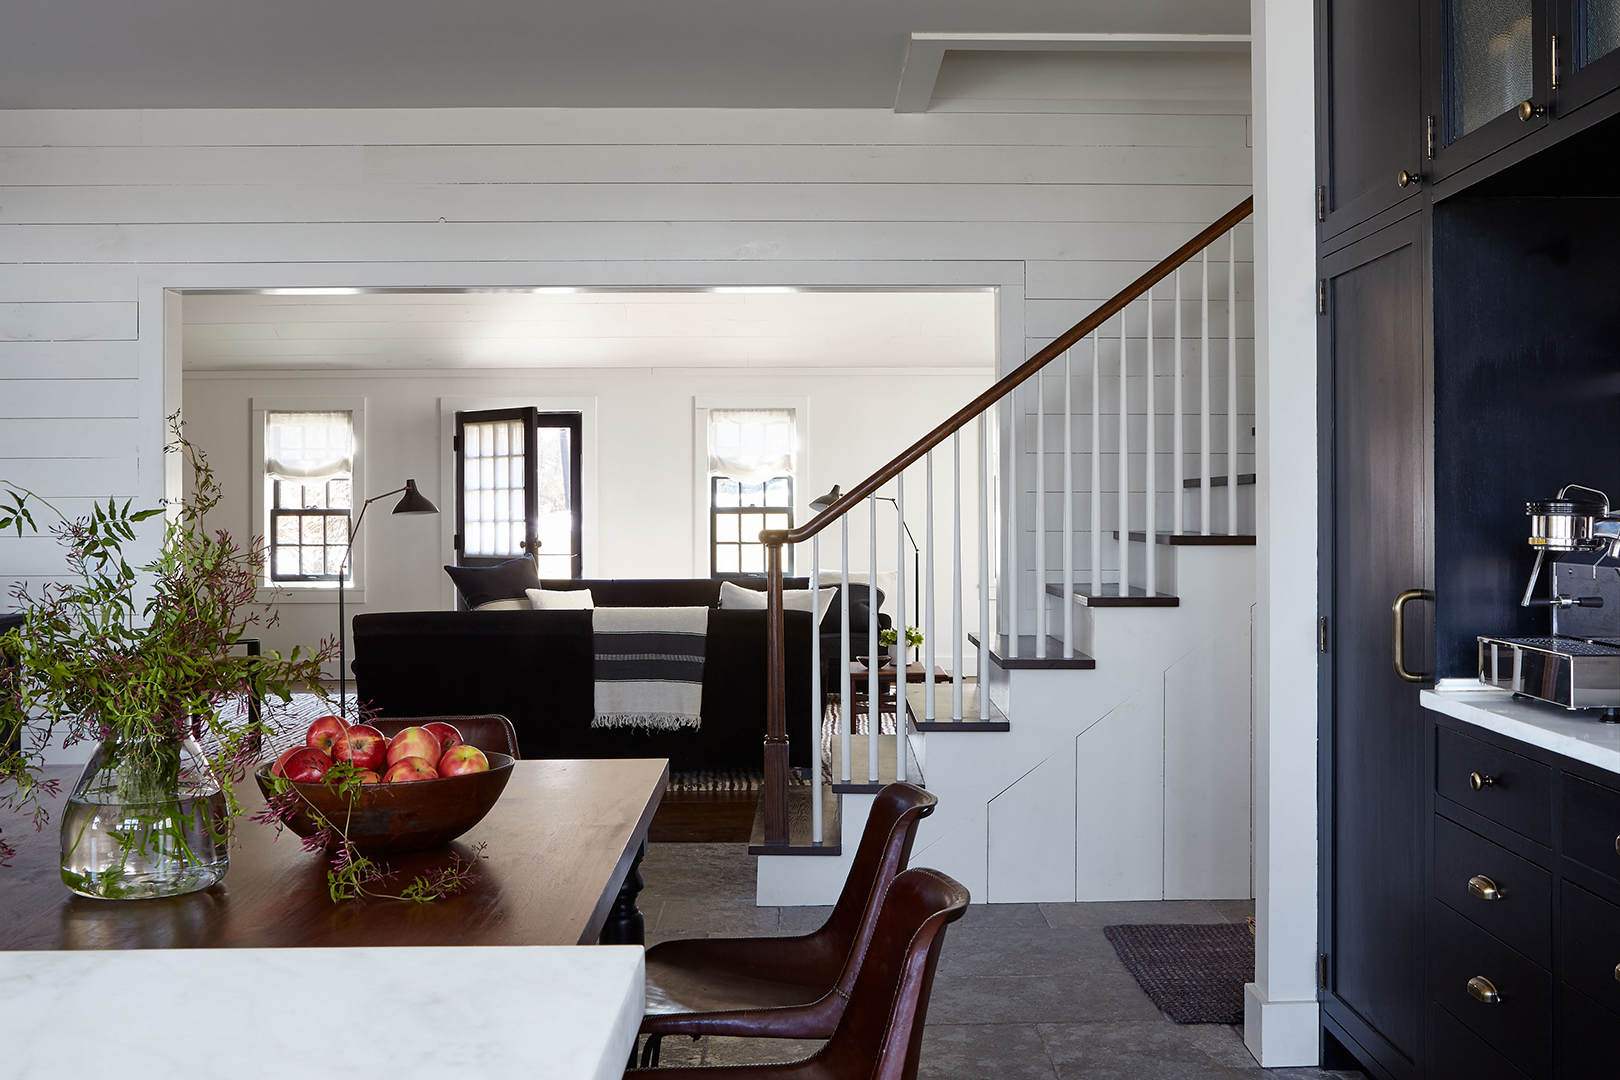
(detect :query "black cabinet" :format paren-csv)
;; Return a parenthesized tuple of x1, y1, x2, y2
(1553, 0, 1620, 114)
(1318, 214, 1433, 1080)
(1317, 0, 1425, 238)
(1422, 0, 1551, 182)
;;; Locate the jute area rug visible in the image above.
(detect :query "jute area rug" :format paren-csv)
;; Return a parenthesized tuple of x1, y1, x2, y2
(1103, 923, 1255, 1024)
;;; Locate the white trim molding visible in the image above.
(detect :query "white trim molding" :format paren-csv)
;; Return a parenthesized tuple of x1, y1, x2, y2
(895, 32, 1253, 113)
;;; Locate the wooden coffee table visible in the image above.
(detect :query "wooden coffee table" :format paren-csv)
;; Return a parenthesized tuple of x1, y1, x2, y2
(847, 663, 950, 727)
(0, 757, 667, 950)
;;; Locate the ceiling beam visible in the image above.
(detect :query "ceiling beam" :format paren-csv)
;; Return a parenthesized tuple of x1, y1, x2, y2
(894, 31, 1252, 113)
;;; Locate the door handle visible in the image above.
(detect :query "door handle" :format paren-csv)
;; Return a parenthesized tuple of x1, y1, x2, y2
(1393, 589, 1434, 683)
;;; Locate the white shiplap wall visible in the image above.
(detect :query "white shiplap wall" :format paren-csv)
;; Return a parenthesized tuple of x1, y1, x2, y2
(0, 60, 1251, 597)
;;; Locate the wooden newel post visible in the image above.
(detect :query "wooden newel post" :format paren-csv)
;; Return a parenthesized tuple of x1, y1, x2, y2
(761, 535, 790, 845)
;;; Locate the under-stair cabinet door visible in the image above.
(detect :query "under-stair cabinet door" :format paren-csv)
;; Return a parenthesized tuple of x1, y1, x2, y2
(1317, 0, 1425, 241)
(1319, 213, 1434, 1080)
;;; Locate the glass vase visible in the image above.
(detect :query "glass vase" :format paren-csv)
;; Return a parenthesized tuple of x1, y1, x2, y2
(59, 736, 229, 900)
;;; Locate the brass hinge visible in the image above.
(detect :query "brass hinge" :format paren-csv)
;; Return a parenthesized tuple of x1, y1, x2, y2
(1552, 35, 1561, 90)
(1319, 615, 1330, 654)
(1319, 953, 1330, 990)
(1316, 185, 1326, 223)
(1425, 115, 1438, 160)
(1317, 279, 1327, 315)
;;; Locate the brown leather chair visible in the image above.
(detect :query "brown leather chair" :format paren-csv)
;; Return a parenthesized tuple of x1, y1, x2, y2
(628, 867, 969, 1079)
(371, 715, 520, 759)
(638, 782, 937, 1065)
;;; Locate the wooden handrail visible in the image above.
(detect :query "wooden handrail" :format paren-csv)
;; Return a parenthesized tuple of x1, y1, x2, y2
(753, 195, 1254, 846)
(758, 196, 1254, 549)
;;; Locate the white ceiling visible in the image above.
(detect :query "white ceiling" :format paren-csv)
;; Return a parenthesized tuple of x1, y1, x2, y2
(2, 1, 1247, 110)
(181, 290, 998, 372)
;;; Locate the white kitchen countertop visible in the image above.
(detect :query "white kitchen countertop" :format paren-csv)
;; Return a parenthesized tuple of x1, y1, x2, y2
(1422, 678, 1620, 776)
(0, 945, 644, 1080)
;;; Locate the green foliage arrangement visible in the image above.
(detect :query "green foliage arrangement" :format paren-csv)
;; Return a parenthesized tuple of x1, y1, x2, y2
(0, 414, 334, 868)
(879, 624, 924, 650)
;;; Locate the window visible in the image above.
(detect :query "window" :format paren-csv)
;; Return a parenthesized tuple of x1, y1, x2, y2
(453, 408, 582, 579)
(707, 408, 795, 579)
(264, 410, 354, 584)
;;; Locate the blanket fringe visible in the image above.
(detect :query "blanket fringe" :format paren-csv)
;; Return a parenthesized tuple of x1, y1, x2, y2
(591, 712, 701, 732)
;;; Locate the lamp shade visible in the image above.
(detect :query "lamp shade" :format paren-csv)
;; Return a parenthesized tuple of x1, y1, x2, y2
(809, 485, 841, 512)
(391, 478, 439, 515)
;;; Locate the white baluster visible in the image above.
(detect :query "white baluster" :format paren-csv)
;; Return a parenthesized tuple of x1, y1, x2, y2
(1063, 347, 1074, 659)
(840, 517, 851, 784)
(978, 413, 991, 721)
(952, 434, 964, 721)
(926, 450, 936, 724)
(1036, 370, 1046, 658)
(1007, 388, 1019, 658)
(1228, 227, 1238, 536)
(1118, 313, 1128, 599)
(811, 533, 822, 843)
(1174, 267, 1185, 536)
(895, 474, 907, 783)
(1146, 285, 1157, 597)
(869, 495, 879, 784)
(1090, 333, 1101, 598)
(1201, 246, 1211, 537)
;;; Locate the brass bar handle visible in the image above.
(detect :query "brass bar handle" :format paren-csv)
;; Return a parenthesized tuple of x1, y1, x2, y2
(1468, 874, 1502, 901)
(1467, 976, 1501, 1004)
(1471, 771, 1495, 791)
(1392, 589, 1434, 683)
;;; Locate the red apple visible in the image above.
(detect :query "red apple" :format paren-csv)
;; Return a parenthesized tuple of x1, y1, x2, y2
(438, 744, 489, 776)
(333, 724, 387, 771)
(385, 726, 442, 768)
(270, 746, 302, 778)
(382, 756, 438, 783)
(422, 722, 464, 751)
(304, 714, 348, 754)
(281, 747, 333, 783)
(353, 769, 382, 785)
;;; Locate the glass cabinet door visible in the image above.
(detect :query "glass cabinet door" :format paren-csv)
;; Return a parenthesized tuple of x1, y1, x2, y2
(1447, 0, 1536, 140)
(1583, 0, 1620, 65)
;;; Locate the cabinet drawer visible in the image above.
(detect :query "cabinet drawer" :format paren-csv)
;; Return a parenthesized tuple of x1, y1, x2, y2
(1436, 728, 1553, 845)
(1430, 1003, 1531, 1080)
(1433, 815, 1552, 968)
(1560, 883, 1620, 1020)
(1429, 902, 1552, 1078)
(1562, 775, 1620, 884)
(1558, 985, 1619, 1076)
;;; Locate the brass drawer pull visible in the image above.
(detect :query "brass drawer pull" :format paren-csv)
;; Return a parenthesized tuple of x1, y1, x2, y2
(1614, 963, 1619, 983)
(1468, 875, 1502, 901)
(1467, 976, 1501, 1004)
(1470, 771, 1495, 791)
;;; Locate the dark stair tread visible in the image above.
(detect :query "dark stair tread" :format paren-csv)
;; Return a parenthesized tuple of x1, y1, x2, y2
(1048, 582, 1180, 607)
(967, 631, 1096, 670)
(911, 688, 1012, 732)
(748, 780, 841, 856)
(1181, 473, 1256, 488)
(1113, 530, 1257, 546)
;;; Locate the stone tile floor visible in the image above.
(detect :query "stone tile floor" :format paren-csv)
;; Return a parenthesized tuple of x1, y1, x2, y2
(635, 843, 1366, 1079)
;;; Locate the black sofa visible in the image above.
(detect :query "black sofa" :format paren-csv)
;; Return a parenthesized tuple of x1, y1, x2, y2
(350, 578, 836, 771)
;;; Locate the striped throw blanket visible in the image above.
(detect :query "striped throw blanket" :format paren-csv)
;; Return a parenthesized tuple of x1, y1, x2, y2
(591, 606, 709, 732)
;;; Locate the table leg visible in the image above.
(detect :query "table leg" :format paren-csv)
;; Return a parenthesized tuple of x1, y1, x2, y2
(599, 837, 647, 945)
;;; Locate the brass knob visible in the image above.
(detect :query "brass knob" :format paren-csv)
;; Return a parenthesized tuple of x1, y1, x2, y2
(1398, 169, 1422, 188)
(1468, 874, 1502, 901)
(1467, 976, 1501, 1004)
(1470, 771, 1495, 791)
(1518, 100, 1546, 121)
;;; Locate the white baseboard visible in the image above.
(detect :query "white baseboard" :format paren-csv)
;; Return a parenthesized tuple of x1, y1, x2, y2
(1242, 984, 1319, 1067)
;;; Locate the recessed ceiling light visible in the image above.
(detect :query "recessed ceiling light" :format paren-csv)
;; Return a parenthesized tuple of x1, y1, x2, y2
(531, 287, 582, 295)
(710, 286, 798, 294)
(262, 287, 363, 296)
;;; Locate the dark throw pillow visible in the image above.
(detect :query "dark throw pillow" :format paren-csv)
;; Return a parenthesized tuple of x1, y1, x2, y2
(819, 583, 884, 635)
(443, 557, 540, 609)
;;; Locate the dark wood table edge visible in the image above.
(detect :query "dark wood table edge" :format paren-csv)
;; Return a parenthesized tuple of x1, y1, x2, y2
(582, 758, 669, 945)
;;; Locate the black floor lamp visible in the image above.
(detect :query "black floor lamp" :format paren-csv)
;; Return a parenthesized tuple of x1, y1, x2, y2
(337, 478, 439, 719)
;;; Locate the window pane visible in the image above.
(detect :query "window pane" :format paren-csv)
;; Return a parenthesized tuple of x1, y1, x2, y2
(275, 516, 299, 544)
(715, 546, 740, 573)
(325, 516, 348, 544)
(326, 546, 346, 576)
(766, 513, 790, 532)
(300, 517, 323, 545)
(739, 483, 765, 508)
(715, 478, 739, 507)
(766, 478, 790, 505)
(300, 547, 324, 576)
(275, 548, 299, 577)
(328, 479, 351, 509)
(741, 545, 764, 573)
(716, 515, 739, 542)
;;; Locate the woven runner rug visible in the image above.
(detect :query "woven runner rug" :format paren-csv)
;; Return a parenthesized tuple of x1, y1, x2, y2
(1103, 923, 1254, 1024)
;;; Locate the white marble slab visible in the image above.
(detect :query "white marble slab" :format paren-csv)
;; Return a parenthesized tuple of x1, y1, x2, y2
(1422, 679, 1620, 776)
(0, 945, 644, 1080)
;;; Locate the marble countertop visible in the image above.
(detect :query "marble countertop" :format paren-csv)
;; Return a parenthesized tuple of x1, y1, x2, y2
(0, 945, 644, 1080)
(1422, 679, 1620, 776)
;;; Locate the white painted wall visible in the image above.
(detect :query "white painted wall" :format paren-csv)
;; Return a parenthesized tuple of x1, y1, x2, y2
(182, 364, 990, 665)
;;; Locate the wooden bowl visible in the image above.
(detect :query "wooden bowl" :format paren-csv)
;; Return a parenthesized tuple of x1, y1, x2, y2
(254, 753, 515, 855)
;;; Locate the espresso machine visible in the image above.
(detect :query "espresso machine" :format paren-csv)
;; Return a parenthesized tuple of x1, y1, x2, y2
(1477, 485, 1620, 712)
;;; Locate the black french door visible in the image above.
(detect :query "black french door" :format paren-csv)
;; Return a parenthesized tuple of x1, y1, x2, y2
(453, 408, 582, 578)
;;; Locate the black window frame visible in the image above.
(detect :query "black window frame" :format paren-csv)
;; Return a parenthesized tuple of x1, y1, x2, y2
(709, 474, 794, 580)
(268, 477, 353, 583)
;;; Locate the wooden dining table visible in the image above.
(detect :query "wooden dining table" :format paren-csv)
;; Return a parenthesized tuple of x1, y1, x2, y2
(0, 757, 668, 950)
